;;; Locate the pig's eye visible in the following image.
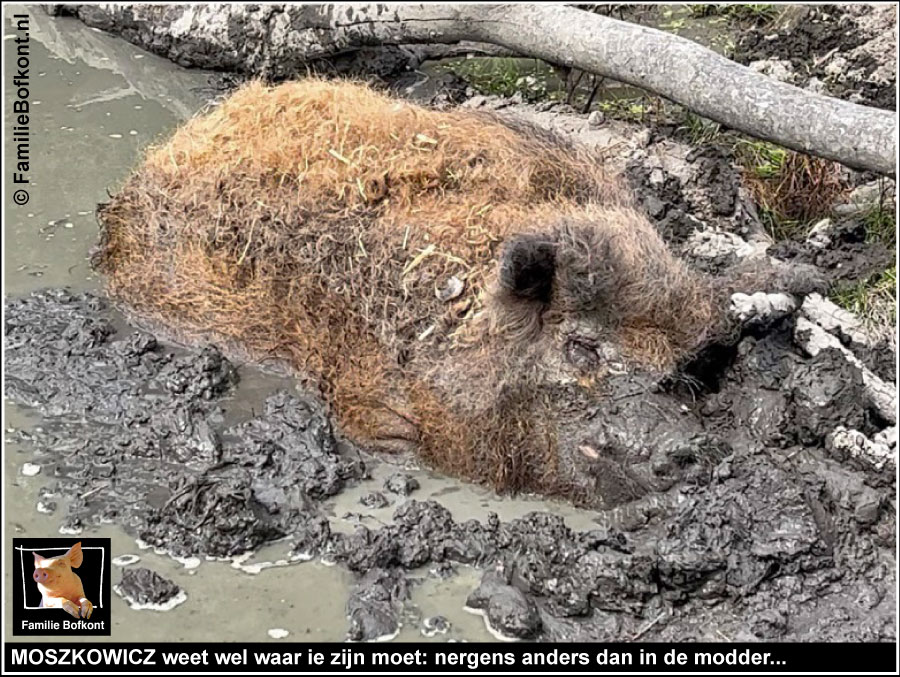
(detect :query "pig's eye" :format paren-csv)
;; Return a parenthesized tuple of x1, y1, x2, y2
(565, 336, 601, 370)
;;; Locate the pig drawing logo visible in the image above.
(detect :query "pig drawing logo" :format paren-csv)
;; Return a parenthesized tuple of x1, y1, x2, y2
(32, 542, 93, 619)
(13, 537, 111, 635)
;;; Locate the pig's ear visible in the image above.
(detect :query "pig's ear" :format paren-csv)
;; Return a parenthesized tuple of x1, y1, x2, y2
(498, 234, 556, 304)
(65, 542, 84, 569)
(33, 552, 47, 567)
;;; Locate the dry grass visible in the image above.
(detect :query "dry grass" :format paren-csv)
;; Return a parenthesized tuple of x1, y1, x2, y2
(735, 141, 851, 239)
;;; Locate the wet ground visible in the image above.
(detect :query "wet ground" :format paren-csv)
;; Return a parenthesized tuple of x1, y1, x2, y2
(4, 6, 897, 644)
(7, 284, 897, 642)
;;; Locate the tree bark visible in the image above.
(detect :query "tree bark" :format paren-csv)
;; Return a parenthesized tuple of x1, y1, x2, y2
(54, 3, 896, 175)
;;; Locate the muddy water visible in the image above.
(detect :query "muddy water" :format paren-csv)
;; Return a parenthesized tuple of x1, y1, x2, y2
(3, 7, 601, 643)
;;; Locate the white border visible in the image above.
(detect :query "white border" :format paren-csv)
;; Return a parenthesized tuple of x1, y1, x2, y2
(16, 545, 105, 609)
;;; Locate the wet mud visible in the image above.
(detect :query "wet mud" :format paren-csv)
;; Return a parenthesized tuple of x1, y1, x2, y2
(5, 285, 895, 642)
(5, 289, 362, 560)
(624, 144, 755, 246)
(6, 3, 896, 645)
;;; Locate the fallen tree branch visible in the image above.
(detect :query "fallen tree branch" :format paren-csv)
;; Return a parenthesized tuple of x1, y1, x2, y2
(55, 3, 896, 175)
(827, 426, 896, 472)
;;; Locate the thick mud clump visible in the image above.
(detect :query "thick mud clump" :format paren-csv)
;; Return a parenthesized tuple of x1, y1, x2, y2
(6, 286, 895, 642)
(624, 143, 759, 247)
(96, 78, 779, 504)
(770, 218, 896, 285)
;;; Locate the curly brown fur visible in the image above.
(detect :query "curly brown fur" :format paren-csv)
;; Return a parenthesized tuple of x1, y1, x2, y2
(94, 78, 799, 500)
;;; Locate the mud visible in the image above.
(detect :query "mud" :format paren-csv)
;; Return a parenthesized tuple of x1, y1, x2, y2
(384, 474, 421, 497)
(5, 289, 363, 560)
(47, 3, 421, 80)
(624, 144, 757, 246)
(5, 285, 896, 642)
(346, 568, 409, 642)
(466, 571, 542, 640)
(860, 340, 897, 386)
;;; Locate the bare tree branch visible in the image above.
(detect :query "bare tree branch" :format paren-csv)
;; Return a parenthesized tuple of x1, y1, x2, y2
(56, 3, 897, 175)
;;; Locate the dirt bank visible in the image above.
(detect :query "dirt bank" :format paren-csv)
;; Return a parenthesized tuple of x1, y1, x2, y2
(46, 3, 509, 79)
(6, 281, 895, 641)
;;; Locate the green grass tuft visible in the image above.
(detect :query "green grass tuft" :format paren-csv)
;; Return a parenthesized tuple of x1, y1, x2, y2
(432, 57, 556, 99)
(734, 139, 849, 241)
(596, 96, 653, 122)
(736, 140, 788, 179)
(830, 266, 897, 329)
(688, 4, 778, 23)
(678, 111, 723, 145)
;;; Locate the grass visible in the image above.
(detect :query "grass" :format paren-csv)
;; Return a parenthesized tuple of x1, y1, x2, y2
(596, 96, 653, 122)
(738, 140, 788, 179)
(830, 266, 897, 329)
(829, 197, 896, 330)
(822, 176, 898, 338)
(678, 111, 723, 145)
(659, 16, 688, 31)
(594, 94, 699, 127)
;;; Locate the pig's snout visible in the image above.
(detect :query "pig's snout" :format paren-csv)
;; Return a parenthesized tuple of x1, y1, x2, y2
(33, 569, 49, 583)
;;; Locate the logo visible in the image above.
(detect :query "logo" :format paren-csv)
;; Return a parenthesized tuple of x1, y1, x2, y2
(12, 538, 111, 635)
